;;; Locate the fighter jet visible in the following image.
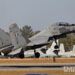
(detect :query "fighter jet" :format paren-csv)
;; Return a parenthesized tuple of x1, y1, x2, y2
(7, 23, 75, 58)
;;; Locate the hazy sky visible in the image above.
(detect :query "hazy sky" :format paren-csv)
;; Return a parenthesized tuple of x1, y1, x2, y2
(0, 0, 75, 31)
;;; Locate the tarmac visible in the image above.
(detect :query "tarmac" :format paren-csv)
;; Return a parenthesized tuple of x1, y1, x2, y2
(0, 63, 75, 69)
(0, 58, 75, 75)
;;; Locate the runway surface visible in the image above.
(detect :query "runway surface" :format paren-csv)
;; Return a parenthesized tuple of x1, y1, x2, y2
(0, 63, 75, 69)
(0, 58, 75, 75)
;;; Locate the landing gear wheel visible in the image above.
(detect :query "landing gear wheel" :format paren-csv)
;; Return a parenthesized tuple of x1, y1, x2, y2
(35, 52, 40, 58)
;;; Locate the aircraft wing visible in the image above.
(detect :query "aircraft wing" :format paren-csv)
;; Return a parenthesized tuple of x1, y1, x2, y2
(25, 42, 49, 51)
(29, 27, 53, 44)
(24, 27, 53, 50)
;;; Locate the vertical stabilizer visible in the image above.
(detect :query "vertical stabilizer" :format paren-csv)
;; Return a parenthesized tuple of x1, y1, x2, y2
(9, 24, 30, 49)
(46, 40, 58, 54)
(50, 40, 59, 51)
(0, 29, 11, 48)
(59, 43, 65, 54)
(72, 45, 75, 53)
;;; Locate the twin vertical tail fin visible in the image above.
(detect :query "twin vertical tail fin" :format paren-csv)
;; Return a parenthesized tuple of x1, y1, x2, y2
(46, 40, 59, 54)
(59, 43, 65, 54)
(9, 24, 30, 49)
(50, 40, 59, 51)
(72, 45, 75, 53)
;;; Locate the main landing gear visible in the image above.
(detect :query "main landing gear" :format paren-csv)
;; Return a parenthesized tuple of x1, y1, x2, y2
(34, 49, 40, 58)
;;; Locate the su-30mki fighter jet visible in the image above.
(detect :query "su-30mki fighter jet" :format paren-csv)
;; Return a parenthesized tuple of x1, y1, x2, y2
(7, 23, 75, 58)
